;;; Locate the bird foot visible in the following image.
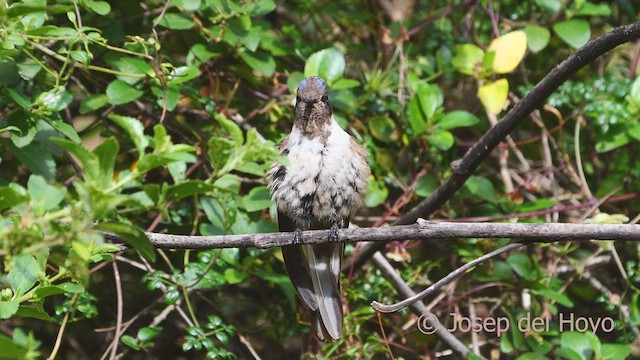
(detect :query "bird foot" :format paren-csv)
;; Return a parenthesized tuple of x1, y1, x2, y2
(293, 228, 303, 245)
(328, 223, 339, 242)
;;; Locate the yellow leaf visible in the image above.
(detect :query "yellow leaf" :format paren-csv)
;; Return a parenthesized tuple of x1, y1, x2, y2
(478, 79, 509, 114)
(487, 31, 527, 74)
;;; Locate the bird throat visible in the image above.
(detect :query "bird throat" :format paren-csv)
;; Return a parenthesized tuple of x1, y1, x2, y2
(295, 107, 332, 142)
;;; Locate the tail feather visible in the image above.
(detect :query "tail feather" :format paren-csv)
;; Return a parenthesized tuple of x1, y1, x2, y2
(306, 243, 343, 340)
(282, 245, 318, 311)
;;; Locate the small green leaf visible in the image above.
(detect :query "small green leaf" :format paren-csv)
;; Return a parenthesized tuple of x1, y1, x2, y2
(436, 110, 479, 130)
(554, 20, 591, 49)
(138, 326, 163, 342)
(451, 44, 485, 75)
(506, 253, 536, 281)
(86, 0, 111, 15)
(121, 335, 140, 350)
(524, 24, 551, 53)
(239, 49, 275, 77)
(0, 301, 19, 319)
(108, 115, 149, 157)
(27, 175, 64, 215)
(369, 115, 398, 143)
(429, 129, 454, 150)
(304, 47, 346, 84)
(166, 181, 215, 202)
(414, 175, 438, 198)
(242, 186, 271, 212)
(7, 254, 42, 297)
(534, 289, 574, 307)
(80, 94, 109, 114)
(51, 138, 100, 184)
(364, 178, 388, 207)
(156, 13, 194, 30)
(168, 66, 199, 85)
(464, 175, 496, 203)
(576, 2, 612, 17)
(96, 222, 156, 262)
(560, 332, 592, 360)
(0, 186, 27, 211)
(600, 344, 631, 360)
(106, 80, 144, 105)
(224, 268, 247, 284)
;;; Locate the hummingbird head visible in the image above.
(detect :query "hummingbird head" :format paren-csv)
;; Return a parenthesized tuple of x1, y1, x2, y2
(294, 76, 332, 138)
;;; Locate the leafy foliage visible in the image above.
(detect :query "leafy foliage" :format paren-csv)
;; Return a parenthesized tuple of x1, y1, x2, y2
(0, 0, 639, 358)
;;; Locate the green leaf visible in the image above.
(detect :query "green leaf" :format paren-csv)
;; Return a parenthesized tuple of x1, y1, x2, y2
(7, 254, 41, 297)
(238, 49, 275, 77)
(408, 83, 442, 135)
(27, 175, 64, 215)
(451, 44, 485, 75)
(464, 175, 496, 203)
(224, 268, 247, 284)
(0, 186, 27, 211)
(560, 332, 592, 360)
(304, 47, 346, 84)
(166, 181, 215, 202)
(0, 333, 29, 357)
(414, 175, 438, 198)
(106, 57, 152, 85)
(156, 13, 194, 30)
(478, 78, 509, 114)
(524, 24, 551, 53)
(96, 222, 156, 262)
(364, 178, 388, 207)
(187, 44, 219, 66)
(436, 110, 479, 130)
(429, 129, 454, 150)
(506, 253, 536, 281)
(226, 15, 260, 51)
(600, 344, 631, 360)
(554, 20, 591, 49)
(534, 289, 574, 307)
(86, 0, 111, 15)
(51, 138, 100, 184)
(242, 186, 271, 212)
(0, 301, 19, 319)
(48, 118, 80, 143)
(108, 115, 149, 157)
(369, 115, 398, 143)
(80, 94, 109, 114)
(121, 335, 139, 350)
(0, 59, 19, 85)
(106, 80, 144, 105)
(138, 326, 163, 342)
(332, 78, 360, 90)
(2, 140, 56, 180)
(215, 114, 244, 146)
(93, 138, 118, 188)
(576, 2, 612, 16)
(168, 66, 199, 85)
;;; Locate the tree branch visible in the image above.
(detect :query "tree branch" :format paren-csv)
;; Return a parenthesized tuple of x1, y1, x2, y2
(107, 220, 640, 249)
(345, 21, 640, 270)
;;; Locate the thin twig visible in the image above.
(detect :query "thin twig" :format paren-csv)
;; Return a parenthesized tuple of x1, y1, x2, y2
(47, 294, 78, 360)
(110, 261, 123, 360)
(372, 242, 526, 313)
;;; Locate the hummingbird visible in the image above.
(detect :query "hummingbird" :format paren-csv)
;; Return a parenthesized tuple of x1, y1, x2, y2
(267, 76, 370, 340)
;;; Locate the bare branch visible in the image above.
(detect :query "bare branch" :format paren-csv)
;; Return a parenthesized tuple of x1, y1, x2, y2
(106, 220, 640, 250)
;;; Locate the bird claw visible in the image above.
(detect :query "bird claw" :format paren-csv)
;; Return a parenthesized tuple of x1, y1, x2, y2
(293, 228, 303, 245)
(328, 223, 339, 242)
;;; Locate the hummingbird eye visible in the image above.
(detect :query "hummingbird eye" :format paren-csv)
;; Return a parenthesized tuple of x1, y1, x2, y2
(321, 95, 328, 102)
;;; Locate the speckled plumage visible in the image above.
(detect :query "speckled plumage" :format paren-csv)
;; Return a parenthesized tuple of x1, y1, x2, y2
(266, 76, 370, 340)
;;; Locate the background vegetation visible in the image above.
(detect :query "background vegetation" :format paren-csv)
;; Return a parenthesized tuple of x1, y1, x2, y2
(1, 0, 639, 358)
